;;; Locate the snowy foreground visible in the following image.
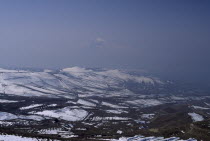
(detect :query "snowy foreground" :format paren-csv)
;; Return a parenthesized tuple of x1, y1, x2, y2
(0, 134, 40, 141)
(111, 135, 197, 141)
(0, 134, 62, 141)
(0, 134, 197, 141)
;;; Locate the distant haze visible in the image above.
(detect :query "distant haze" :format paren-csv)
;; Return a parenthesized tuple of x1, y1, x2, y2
(0, 0, 209, 83)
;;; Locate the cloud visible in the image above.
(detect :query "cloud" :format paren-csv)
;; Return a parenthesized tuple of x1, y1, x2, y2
(96, 38, 105, 43)
(92, 37, 105, 48)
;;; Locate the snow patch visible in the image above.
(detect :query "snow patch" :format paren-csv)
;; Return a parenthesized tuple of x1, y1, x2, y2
(188, 113, 204, 122)
(0, 99, 18, 103)
(102, 102, 127, 109)
(34, 107, 88, 121)
(126, 99, 163, 107)
(0, 135, 36, 141)
(141, 114, 155, 119)
(77, 99, 96, 107)
(117, 130, 123, 134)
(111, 135, 197, 141)
(0, 112, 18, 120)
(20, 104, 43, 110)
(39, 128, 61, 134)
(192, 105, 210, 110)
(48, 104, 57, 107)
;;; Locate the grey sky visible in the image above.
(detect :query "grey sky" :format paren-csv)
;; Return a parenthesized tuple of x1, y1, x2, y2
(0, 0, 209, 82)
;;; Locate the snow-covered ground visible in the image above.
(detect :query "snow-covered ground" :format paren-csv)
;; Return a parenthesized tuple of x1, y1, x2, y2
(126, 99, 163, 107)
(91, 116, 129, 121)
(106, 109, 127, 114)
(0, 121, 13, 126)
(0, 99, 18, 103)
(0, 134, 39, 141)
(39, 128, 61, 134)
(20, 104, 43, 110)
(111, 135, 197, 141)
(48, 104, 57, 107)
(0, 67, 208, 141)
(0, 111, 45, 121)
(0, 134, 197, 141)
(18, 115, 45, 121)
(0, 67, 208, 111)
(102, 102, 127, 109)
(0, 134, 61, 141)
(77, 99, 96, 107)
(0, 112, 18, 120)
(188, 113, 204, 122)
(34, 107, 88, 121)
(192, 105, 210, 110)
(141, 114, 155, 119)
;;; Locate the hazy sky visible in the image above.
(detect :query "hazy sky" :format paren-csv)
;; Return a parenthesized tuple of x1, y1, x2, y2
(0, 0, 209, 82)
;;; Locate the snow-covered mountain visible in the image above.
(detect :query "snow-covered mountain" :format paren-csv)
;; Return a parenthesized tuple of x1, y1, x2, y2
(0, 67, 163, 98)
